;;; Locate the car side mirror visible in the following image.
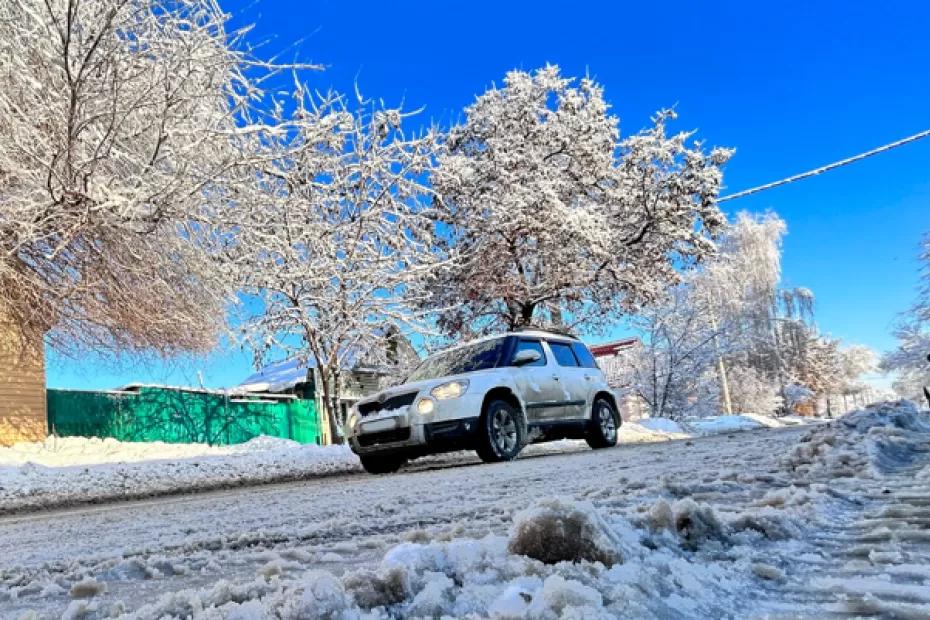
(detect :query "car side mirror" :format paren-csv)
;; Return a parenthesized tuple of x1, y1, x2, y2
(512, 349, 541, 366)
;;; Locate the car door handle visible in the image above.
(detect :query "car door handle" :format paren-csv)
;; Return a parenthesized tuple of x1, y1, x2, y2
(584, 375, 594, 381)
(552, 375, 560, 381)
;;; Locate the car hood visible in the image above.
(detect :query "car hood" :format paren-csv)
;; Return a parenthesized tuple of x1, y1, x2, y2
(360, 372, 486, 405)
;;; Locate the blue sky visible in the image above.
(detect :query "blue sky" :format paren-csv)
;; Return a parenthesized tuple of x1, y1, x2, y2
(48, 0, 930, 389)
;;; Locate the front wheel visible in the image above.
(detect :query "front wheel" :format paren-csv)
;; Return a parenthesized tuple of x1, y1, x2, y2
(586, 397, 620, 449)
(476, 399, 525, 463)
(359, 453, 407, 474)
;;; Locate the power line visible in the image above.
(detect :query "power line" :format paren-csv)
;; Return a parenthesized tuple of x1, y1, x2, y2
(718, 128, 930, 203)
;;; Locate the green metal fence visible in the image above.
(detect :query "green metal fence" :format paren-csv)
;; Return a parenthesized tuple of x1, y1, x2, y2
(47, 386, 321, 445)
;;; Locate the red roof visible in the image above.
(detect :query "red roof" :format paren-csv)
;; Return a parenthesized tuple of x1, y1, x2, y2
(589, 338, 639, 357)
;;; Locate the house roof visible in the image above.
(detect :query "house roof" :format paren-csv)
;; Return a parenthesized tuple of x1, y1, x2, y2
(588, 338, 640, 357)
(237, 329, 420, 394)
(237, 355, 388, 394)
(238, 358, 314, 393)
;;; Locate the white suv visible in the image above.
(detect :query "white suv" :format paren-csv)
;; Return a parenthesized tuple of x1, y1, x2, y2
(346, 330, 621, 474)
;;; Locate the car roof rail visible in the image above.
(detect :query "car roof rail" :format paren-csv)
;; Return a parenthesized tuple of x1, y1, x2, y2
(512, 325, 579, 339)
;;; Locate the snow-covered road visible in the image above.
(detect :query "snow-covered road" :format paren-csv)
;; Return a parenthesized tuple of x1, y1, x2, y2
(3, 403, 930, 618)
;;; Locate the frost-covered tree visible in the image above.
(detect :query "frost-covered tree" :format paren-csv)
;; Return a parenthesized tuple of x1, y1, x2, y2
(225, 90, 440, 442)
(726, 365, 782, 415)
(625, 282, 732, 419)
(882, 236, 930, 404)
(0, 0, 290, 355)
(837, 344, 877, 410)
(626, 211, 874, 417)
(423, 66, 731, 337)
(778, 333, 875, 415)
(688, 212, 787, 413)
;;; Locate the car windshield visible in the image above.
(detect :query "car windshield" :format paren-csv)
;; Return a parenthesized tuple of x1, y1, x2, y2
(407, 338, 507, 382)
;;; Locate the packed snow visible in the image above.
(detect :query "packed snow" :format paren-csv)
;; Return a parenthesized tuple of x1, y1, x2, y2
(0, 430, 630, 515)
(1, 401, 926, 618)
(0, 413, 821, 515)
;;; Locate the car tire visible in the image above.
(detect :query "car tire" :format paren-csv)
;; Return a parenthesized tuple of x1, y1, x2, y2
(476, 398, 526, 463)
(585, 397, 620, 449)
(359, 454, 407, 474)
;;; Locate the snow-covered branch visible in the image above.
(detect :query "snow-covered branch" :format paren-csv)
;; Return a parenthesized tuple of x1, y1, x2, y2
(224, 89, 442, 438)
(420, 66, 732, 338)
(0, 0, 303, 355)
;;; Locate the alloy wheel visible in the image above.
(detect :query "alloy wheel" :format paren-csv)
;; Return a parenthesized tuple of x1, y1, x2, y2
(491, 407, 517, 454)
(598, 403, 617, 442)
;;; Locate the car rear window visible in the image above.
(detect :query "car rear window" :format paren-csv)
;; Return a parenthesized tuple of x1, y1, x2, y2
(548, 341, 580, 367)
(571, 342, 599, 369)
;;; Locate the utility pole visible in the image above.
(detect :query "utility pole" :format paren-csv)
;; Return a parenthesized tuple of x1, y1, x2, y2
(708, 313, 733, 415)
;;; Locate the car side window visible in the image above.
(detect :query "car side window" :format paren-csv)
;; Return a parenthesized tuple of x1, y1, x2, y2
(512, 339, 547, 367)
(549, 341, 580, 367)
(571, 342, 599, 369)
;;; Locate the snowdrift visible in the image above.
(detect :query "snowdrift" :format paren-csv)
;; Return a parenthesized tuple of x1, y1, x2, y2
(0, 435, 361, 513)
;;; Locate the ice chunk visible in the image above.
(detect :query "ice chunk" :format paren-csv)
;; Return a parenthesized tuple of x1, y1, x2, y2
(68, 577, 106, 599)
(342, 566, 409, 609)
(285, 571, 353, 619)
(508, 498, 622, 566)
(526, 574, 606, 618)
(670, 498, 726, 551)
(751, 562, 786, 582)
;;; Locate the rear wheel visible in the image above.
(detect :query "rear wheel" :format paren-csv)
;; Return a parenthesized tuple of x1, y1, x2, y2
(359, 453, 407, 474)
(476, 399, 525, 463)
(586, 397, 619, 449)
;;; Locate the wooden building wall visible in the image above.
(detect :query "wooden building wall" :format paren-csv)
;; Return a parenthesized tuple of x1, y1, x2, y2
(0, 310, 47, 446)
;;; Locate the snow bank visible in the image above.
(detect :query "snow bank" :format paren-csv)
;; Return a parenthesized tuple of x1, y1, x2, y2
(619, 419, 690, 442)
(0, 434, 299, 468)
(681, 413, 825, 435)
(0, 435, 360, 514)
(684, 414, 764, 434)
(786, 400, 930, 478)
(636, 417, 686, 434)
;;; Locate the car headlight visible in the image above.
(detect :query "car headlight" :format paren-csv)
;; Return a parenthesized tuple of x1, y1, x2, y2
(416, 397, 435, 415)
(430, 380, 469, 400)
(347, 412, 358, 429)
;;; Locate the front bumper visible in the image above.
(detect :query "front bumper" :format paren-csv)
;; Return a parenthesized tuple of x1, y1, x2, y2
(347, 393, 483, 456)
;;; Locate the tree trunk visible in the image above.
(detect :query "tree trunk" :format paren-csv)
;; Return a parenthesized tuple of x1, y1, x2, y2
(316, 365, 344, 446)
(330, 366, 344, 445)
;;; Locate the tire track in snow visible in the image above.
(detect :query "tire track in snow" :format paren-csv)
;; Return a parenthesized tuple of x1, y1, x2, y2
(773, 406, 930, 617)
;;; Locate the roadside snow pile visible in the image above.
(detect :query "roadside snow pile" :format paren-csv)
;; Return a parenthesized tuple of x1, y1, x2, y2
(784, 400, 930, 477)
(0, 435, 360, 513)
(685, 414, 766, 434)
(636, 417, 686, 434)
(0, 435, 301, 468)
(619, 419, 690, 442)
(629, 413, 821, 441)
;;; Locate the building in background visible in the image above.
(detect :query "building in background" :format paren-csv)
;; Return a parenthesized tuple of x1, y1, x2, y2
(0, 308, 47, 446)
(589, 337, 646, 420)
(237, 335, 419, 444)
